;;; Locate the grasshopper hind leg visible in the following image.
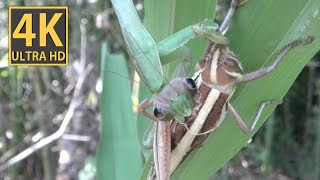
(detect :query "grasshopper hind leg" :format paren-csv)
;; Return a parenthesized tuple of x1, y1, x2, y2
(228, 99, 283, 134)
(237, 36, 314, 83)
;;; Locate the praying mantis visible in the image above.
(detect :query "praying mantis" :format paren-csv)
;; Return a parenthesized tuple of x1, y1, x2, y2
(111, 0, 228, 179)
(110, 0, 316, 179)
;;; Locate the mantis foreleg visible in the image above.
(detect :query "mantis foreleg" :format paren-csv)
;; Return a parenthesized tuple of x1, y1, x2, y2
(157, 19, 228, 58)
(162, 46, 193, 78)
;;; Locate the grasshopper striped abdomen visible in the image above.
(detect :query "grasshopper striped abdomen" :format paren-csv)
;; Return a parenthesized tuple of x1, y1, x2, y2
(170, 46, 240, 173)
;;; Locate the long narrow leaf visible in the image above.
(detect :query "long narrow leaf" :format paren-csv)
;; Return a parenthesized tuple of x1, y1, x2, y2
(97, 42, 141, 180)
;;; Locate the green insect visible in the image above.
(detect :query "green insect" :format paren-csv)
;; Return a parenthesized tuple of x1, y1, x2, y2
(111, 0, 229, 179)
(111, 0, 227, 94)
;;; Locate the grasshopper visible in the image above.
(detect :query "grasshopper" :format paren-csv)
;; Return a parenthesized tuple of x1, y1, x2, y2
(167, 0, 315, 177)
(110, 0, 229, 180)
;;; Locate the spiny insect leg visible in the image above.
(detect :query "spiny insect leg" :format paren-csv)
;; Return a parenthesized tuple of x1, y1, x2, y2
(237, 36, 314, 83)
(220, 0, 247, 33)
(228, 100, 282, 134)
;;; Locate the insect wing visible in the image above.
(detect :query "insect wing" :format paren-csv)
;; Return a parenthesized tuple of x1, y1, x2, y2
(123, 29, 163, 93)
(111, 0, 163, 93)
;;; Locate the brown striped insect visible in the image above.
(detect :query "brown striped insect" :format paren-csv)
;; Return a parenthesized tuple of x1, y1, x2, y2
(168, 7, 314, 180)
(146, 0, 315, 179)
(169, 37, 314, 174)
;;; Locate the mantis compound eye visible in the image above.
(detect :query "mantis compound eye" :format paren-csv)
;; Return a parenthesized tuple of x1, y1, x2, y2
(185, 78, 197, 90)
(154, 108, 165, 119)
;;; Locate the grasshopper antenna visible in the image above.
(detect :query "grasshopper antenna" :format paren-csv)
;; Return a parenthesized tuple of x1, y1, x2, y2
(104, 69, 141, 85)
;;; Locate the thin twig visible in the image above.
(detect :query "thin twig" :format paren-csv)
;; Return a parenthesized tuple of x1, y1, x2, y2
(0, 64, 94, 172)
(61, 134, 91, 142)
(0, 112, 64, 164)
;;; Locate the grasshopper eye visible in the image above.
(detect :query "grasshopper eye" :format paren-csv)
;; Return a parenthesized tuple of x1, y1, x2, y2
(223, 56, 243, 73)
(185, 78, 196, 90)
(154, 108, 165, 118)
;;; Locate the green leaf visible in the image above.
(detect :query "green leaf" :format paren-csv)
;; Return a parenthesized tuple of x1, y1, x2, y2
(97, 42, 142, 180)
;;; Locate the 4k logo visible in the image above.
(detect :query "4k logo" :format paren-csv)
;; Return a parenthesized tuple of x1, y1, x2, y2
(9, 6, 68, 66)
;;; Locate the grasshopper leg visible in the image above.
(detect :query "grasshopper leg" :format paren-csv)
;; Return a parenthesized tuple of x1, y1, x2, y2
(138, 99, 159, 122)
(181, 99, 282, 136)
(228, 100, 282, 134)
(237, 36, 314, 83)
(220, 0, 248, 34)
